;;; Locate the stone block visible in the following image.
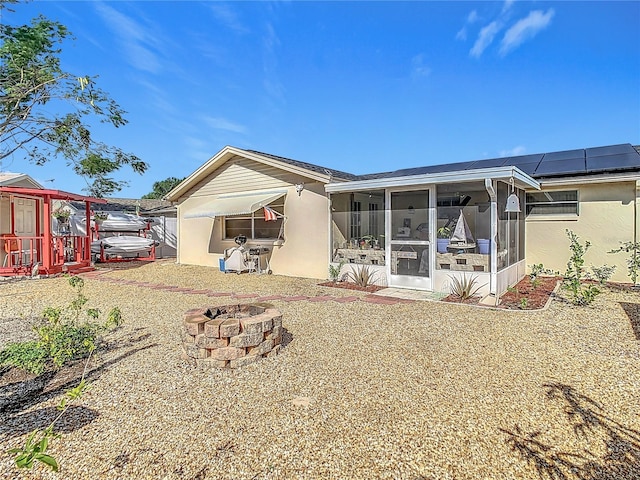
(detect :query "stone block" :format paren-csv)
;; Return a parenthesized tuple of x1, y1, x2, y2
(266, 344, 282, 357)
(248, 305, 267, 315)
(204, 318, 225, 338)
(229, 332, 264, 348)
(210, 346, 246, 361)
(183, 343, 210, 359)
(183, 313, 209, 336)
(195, 334, 229, 349)
(241, 313, 272, 334)
(196, 358, 228, 369)
(229, 355, 260, 368)
(268, 310, 283, 328)
(266, 326, 283, 341)
(248, 338, 274, 356)
(219, 318, 240, 338)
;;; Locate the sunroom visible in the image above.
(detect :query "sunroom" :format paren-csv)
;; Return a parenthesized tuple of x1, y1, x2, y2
(325, 166, 540, 298)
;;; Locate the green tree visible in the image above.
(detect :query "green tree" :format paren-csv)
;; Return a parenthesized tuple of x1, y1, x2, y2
(0, 1, 148, 197)
(142, 176, 184, 199)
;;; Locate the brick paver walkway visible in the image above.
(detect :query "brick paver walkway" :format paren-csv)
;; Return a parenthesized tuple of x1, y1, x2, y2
(79, 270, 413, 305)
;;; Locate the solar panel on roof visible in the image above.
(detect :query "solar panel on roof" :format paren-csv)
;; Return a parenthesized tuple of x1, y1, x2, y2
(543, 149, 585, 162)
(468, 157, 509, 169)
(534, 158, 586, 176)
(508, 162, 540, 175)
(586, 153, 640, 172)
(586, 144, 634, 157)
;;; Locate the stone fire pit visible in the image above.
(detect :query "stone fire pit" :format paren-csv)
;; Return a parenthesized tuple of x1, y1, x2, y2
(181, 304, 283, 368)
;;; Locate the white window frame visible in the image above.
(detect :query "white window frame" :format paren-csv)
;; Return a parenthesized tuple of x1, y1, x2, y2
(525, 189, 579, 220)
(223, 201, 284, 240)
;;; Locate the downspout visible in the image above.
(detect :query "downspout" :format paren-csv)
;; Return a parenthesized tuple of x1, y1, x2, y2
(176, 203, 181, 264)
(485, 178, 498, 300)
(636, 180, 640, 285)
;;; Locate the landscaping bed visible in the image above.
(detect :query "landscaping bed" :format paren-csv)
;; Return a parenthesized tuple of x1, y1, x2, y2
(443, 276, 560, 310)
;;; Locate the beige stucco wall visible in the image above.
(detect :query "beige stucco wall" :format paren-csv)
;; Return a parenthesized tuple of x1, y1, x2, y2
(176, 158, 330, 279)
(525, 181, 637, 283)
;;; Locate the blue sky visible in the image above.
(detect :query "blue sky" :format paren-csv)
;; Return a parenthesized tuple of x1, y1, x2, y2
(3, 1, 639, 198)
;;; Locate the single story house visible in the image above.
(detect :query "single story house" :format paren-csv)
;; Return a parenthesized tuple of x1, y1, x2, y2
(166, 143, 640, 297)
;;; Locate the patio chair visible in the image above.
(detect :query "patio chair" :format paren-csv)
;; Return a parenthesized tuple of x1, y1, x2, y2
(2, 234, 31, 267)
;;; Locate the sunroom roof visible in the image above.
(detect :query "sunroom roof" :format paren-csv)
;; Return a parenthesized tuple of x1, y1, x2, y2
(325, 165, 539, 193)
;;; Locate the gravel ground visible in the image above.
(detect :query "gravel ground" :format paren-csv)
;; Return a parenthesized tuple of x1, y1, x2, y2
(1, 261, 639, 479)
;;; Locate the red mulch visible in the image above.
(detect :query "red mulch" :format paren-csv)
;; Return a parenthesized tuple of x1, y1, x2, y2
(443, 276, 560, 310)
(498, 276, 560, 309)
(318, 281, 384, 293)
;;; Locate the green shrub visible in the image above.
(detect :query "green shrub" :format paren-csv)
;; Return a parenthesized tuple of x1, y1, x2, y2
(0, 276, 123, 374)
(563, 230, 600, 305)
(0, 342, 48, 375)
(590, 264, 616, 285)
(609, 241, 640, 284)
(328, 261, 345, 282)
(346, 264, 377, 287)
(449, 275, 486, 300)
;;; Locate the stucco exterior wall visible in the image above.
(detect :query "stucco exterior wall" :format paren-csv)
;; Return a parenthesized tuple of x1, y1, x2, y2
(176, 160, 330, 279)
(525, 181, 636, 283)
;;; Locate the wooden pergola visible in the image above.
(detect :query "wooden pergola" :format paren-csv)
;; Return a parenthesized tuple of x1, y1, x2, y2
(0, 186, 106, 276)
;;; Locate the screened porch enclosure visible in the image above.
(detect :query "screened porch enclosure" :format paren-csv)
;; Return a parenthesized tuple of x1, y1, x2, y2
(327, 167, 538, 296)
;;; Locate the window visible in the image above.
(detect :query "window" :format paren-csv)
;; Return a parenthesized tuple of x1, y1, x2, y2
(224, 200, 284, 240)
(526, 190, 578, 216)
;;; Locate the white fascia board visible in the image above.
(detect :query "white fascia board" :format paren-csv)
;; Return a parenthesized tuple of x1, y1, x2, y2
(533, 172, 640, 188)
(325, 166, 539, 193)
(166, 146, 331, 201)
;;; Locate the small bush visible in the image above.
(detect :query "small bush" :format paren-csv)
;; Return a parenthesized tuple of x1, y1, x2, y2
(590, 264, 616, 285)
(346, 264, 377, 287)
(328, 262, 344, 282)
(609, 241, 640, 284)
(0, 276, 123, 375)
(0, 342, 48, 375)
(563, 230, 600, 306)
(449, 275, 486, 300)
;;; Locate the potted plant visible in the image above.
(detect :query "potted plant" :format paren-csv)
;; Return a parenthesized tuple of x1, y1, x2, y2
(93, 212, 108, 225)
(52, 208, 71, 224)
(437, 226, 451, 254)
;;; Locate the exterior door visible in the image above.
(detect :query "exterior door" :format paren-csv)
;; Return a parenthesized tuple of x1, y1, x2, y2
(387, 188, 434, 290)
(13, 197, 37, 262)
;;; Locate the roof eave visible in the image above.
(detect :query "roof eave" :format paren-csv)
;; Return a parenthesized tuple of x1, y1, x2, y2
(325, 166, 540, 193)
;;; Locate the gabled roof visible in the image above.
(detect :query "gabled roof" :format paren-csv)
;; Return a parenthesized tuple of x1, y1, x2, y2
(170, 142, 640, 201)
(244, 150, 358, 181)
(166, 146, 357, 201)
(0, 172, 43, 189)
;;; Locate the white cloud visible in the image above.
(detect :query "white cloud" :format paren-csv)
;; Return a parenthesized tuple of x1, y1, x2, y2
(94, 3, 165, 73)
(411, 54, 432, 79)
(456, 9, 479, 41)
(470, 21, 501, 58)
(499, 146, 527, 157)
(203, 116, 247, 134)
(502, 0, 515, 14)
(209, 4, 249, 34)
(500, 9, 555, 56)
(262, 23, 285, 103)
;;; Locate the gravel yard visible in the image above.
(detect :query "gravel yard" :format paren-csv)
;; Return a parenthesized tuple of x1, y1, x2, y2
(1, 261, 639, 479)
